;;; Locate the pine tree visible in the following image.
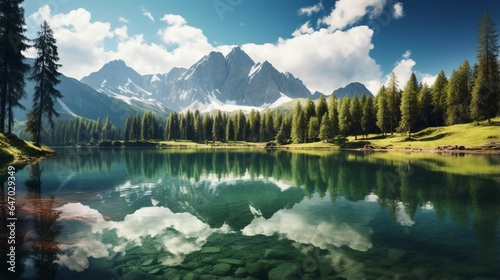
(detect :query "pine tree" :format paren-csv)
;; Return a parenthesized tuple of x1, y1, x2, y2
(431, 71, 448, 126)
(446, 60, 472, 125)
(247, 110, 260, 142)
(308, 116, 319, 141)
(319, 114, 332, 142)
(193, 113, 203, 141)
(349, 95, 362, 140)
(315, 95, 328, 127)
(471, 13, 500, 123)
(202, 114, 212, 141)
(102, 116, 111, 141)
(225, 117, 234, 142)
(338, 96, 351, 137)
(400, 73, 419, 137)
(361, 96, 376, 137)
(235, 110, 246, 141)
(387, 72, 401, 135)
(26, 22, 62, 145)
(417, 83, 433, 129)
(276, 112, 292, 145)
(328, 95, 339, 138)
(0, 0, 30, 133)
(291, 101, 307, 143)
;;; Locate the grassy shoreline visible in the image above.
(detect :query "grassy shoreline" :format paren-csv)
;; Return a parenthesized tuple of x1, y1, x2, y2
(0, 133, 56, 166)
(154, 118, 500, 154)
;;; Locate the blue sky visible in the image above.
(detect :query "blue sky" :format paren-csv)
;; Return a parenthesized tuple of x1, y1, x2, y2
(23, 0, 500, 94)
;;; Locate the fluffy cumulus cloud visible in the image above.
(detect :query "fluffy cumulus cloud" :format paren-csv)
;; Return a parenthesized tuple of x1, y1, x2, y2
(393, 2, 404, 19)
(243, 26, 382, 94)
(321, 0, 387, 31)
(28, 5, 115, 78)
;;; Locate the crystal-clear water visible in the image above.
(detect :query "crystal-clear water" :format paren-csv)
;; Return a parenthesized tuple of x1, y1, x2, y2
(1, 148, 499, 279)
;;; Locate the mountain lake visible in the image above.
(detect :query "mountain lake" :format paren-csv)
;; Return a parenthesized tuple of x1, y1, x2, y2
(1, 148, 499, 279)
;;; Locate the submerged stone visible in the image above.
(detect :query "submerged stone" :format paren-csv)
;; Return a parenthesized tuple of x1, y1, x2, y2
(246, 262, 266, 278)
(268, 263, 299, 280)
(264, 248, 290, 260)
(234, 267, 248, 278)
(201, 247, 222, 254)
(184, 272, 200, 280)
(141, 258, 156, 266)
(148, 268, 162, 275)
(387, 248, 406, 262)
(218, 258, 244, 266)
(213, 263, 232, 275)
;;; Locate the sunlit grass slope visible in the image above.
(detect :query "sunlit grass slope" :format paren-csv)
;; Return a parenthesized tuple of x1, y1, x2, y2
(0, 133, 55, 162)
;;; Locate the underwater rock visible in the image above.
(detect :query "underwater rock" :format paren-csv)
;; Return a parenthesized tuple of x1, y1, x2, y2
(246, 262, 266, 278)
(268, 263, 299, 280)
(234, 267, 248, 278)
(141, 258, 157, 266)
(184, 272, 200, 280)
(387, 248, 406, 262)
(201, 256, 215, 264)
(212, 263, 232, 276)
(148, 268, 162, 275)
(264, 248, 290, 260)
(201, 247, 222, 254)
(218, 258, 244, 266)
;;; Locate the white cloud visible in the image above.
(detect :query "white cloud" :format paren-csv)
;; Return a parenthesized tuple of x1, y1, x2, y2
(142, 8, 155, 22)
(402, 50, 411, 59)
(393, 2, 404, 19)
(113, 25, 128, 41)
(321, 0, 387, 31)
(118, 16, 129, 23)
(292, 21, 315, 37)
(388, 55, 416, 88)
(28, 5, 115, 79)
(419, 73, 438, 86)
(243, 26, 382, 94)
(298, 3, 324, 16)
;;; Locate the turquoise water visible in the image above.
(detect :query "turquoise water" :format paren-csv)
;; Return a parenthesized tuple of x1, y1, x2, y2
(1, 148, 500, 279)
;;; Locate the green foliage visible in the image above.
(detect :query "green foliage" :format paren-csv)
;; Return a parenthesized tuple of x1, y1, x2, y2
(291, 101, 307, 143)
(387, 72, 402, 134)
(361, 95, 376, 137)
(400, 72, 419, 136)
(315, 95, 328, 127)
(417, 83, 434, 129)
(471, 13, 500, 122)
(307, 116, 319, 140)
(349, 95, 362, 139)
(27, 21, 62, 146)
(0, 0, 30, 134)
(446, 60, 472, 125)
(319, 114, 333, 142)
(339, 96, 351, 137)
(432, 71, 448, 126)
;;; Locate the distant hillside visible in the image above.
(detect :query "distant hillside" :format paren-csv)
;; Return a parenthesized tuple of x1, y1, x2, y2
(332, 82, 374, 99)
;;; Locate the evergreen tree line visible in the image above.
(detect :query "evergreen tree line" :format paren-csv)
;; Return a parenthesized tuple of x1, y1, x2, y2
(19, 116, 121, 145)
